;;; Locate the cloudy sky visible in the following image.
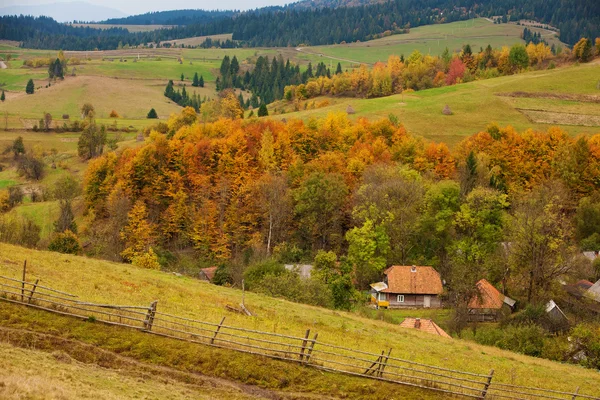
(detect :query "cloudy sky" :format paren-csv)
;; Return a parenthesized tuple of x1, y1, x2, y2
(1, 0, 295, 14)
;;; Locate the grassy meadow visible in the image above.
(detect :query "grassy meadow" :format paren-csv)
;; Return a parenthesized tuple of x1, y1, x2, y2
(0, 242, 598, 395)
(310, 18, 562, 65)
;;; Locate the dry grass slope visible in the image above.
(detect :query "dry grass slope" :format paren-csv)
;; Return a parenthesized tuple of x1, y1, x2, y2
(0, 242, 598, 396)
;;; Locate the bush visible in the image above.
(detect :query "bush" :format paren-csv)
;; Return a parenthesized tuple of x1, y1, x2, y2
(109, 110, 120, 118)
(0, 214, 40, 248)
(472, 324, 547, 357)
(48, 230, 81, 254)
(253, 271, 333, 308)
(213, 264, 233, 285)
(17, 153, 45, 180)
(131, 248, 161, 270)
(147, 108, 158, 119)
(243, 259, 285, 289)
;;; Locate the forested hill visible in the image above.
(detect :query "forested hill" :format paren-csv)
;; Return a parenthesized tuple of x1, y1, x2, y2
(1, 0, 598, 50)
(101, 10, 237, 26)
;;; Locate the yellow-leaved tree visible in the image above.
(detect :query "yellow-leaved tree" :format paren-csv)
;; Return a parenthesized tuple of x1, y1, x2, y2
(120, 200, 155, 262)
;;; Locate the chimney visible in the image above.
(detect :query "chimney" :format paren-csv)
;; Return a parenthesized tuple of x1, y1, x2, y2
(411, 265, 417, 273)
(415, 318, 421, 329)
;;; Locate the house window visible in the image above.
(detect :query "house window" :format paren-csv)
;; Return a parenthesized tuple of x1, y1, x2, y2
(379, 293, 387, 301)
(397, 295, 405, 303)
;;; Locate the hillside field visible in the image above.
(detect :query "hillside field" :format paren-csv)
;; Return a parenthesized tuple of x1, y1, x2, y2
(0, 342, 264, 400)
(0, 242, 598, 396)
(308, 18, 562, 65)
(270, 61, 600, 146)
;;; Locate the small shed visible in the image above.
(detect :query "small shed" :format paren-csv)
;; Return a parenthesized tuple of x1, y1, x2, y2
(468, 279, 515, 321)
(399, 317, 451, 338)
(199, 267, 217, 282)
(284, 264, 313, 279)
(545, 300, 569, 331)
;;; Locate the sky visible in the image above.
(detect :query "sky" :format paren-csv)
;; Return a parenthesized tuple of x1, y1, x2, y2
(0, 0, 295, 15)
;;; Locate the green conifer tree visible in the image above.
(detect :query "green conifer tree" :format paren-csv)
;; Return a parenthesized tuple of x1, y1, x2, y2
(258, 103, 268, 117)
(192, 72, 199, 87)
(26, 79, 35, 94)
(199, 75, 204, 87)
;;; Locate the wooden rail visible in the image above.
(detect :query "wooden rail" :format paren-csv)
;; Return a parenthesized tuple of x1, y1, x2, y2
(0, 273, 596, 400)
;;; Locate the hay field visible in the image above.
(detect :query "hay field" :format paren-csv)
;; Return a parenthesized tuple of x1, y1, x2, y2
(0, 75, 185, 119)
(161, 33, 234, 47)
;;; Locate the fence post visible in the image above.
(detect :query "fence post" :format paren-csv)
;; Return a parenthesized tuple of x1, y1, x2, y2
(365, 351, 383, 375)
(299, 329, 311, 361)
(27, 279, 39, 304)
(481, 369, 494, 399)
(21, 260, 27, 302)
(210, 317, 226, 345)
(378, 348, 392, 377)
(304, 332, 318, 364)
(572, 386, 579, 400)
(143, 300, 158, 331)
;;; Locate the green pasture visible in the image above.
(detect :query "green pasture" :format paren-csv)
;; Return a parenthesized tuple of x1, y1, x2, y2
(310, 18, 563, 64)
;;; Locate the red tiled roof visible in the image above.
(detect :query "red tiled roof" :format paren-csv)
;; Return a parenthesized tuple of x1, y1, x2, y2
(468, 279, 505, 310)
(200, 267, 217, 281)
(399, 318, 451, 338)
(381, 266, 443, 295)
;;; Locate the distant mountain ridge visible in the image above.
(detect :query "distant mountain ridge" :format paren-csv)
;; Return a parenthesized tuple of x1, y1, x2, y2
(102, 9, 237, 26)
(0, 1, 126, 23)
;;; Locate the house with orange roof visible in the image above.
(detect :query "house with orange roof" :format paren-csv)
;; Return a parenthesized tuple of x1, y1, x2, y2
(370, 265, 443, 308)
(468, 279, 516, 321)
(399, 317, 451, 338)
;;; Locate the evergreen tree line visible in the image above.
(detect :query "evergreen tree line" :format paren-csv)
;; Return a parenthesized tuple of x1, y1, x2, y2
(2, 0, 598, 50)
(164, 80, 205, 111)
(217, 55, 333, 106)
(101, 9, 235, 26)
(522, 28, 547, 46)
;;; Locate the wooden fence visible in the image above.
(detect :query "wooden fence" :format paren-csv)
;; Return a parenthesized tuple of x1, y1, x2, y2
(0, 272, 597, 400)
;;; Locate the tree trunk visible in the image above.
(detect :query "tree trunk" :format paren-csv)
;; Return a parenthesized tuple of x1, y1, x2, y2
(267, 213, 273, 255)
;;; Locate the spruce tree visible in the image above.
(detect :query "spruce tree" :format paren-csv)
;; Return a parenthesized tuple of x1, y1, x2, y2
(181, 73, 184, 81)
(230, 55, 239, 75)
(258, 103, 268, 117)
(199, 75, 204, 87)
(192, 72, 199, 87)
(336, 62, 342, 75)
(26, 79, 34, 94)
(238, 92, 245, 109)
(0, 90, 5, 102)
(147, 108, 158, 119)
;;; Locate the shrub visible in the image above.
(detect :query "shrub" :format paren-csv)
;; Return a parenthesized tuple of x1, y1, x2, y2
(17, 153, 45, 180)
(0, 214, 40, 248)
(109, 110, 120, 118)
(48, 230, 81, 254)
(131, 247, 161, 270)
(243, 259, 285, 289)
(213, 264, 233, 286)
(253, 271, 333, 308)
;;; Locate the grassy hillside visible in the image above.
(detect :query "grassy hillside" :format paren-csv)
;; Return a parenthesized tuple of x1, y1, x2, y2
(309, 18, 562, 65)
(0, 341, 264, 400)
(0, 242, 598, 395)
(0, 75, 185, 119)
(270, 61, 600, 146)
